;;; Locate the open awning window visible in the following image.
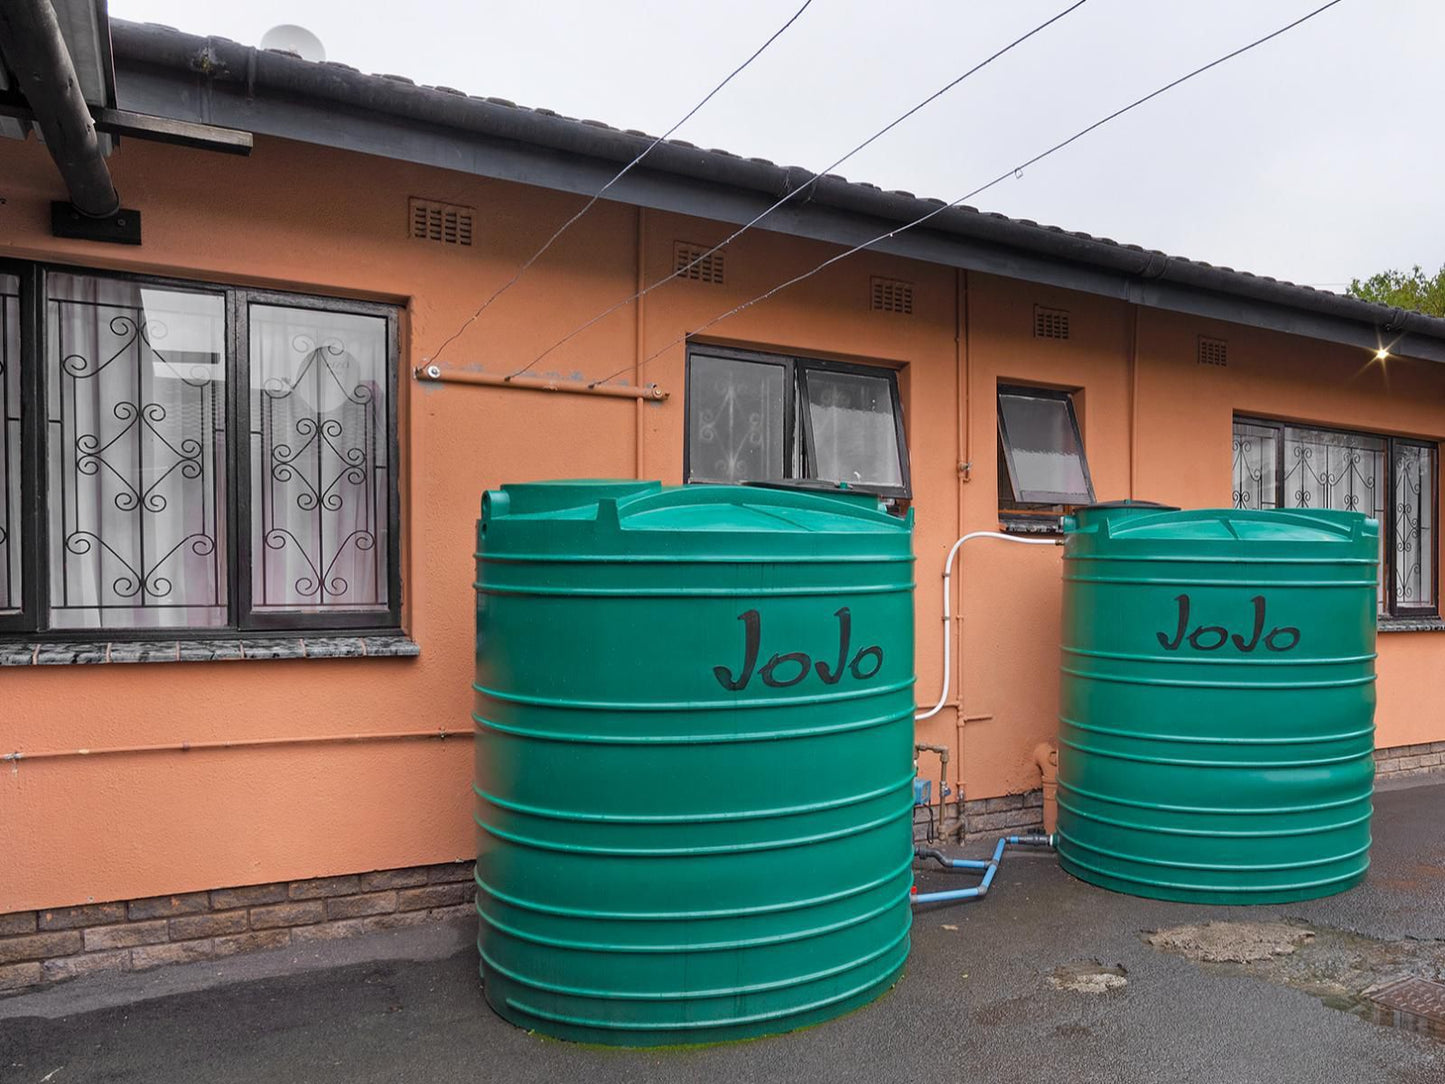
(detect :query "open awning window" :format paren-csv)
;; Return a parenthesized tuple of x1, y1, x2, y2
(997, 385, 1095, 505)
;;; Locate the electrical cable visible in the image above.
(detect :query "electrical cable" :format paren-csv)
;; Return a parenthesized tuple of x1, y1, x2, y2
(508, 0, 1093, 380)
(426, 0, 818, 365)
(589, 0, 1346, 387)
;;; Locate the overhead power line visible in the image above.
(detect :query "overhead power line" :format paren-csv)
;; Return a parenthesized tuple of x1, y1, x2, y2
(426, 0, 818, 365)
(587, 0, 1347, 388)
(509, 0, 1092, 380)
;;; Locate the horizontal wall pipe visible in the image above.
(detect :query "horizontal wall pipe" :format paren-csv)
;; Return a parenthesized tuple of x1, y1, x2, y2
(3, 728, 473, 764)
(415, 365, 668, 400)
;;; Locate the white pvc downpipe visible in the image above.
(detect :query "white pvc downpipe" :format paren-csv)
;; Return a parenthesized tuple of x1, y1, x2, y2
(915, 531, 1063, 721)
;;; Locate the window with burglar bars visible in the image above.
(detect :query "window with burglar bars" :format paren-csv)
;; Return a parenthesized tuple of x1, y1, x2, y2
(684, 345, 910, 498)
(1233, 416, 1437, 617)
(0, 262, 401, 637)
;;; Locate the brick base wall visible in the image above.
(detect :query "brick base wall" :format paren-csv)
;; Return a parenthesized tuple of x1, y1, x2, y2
(912, 789, 1046, 844)
(0, 861, 475, 995)
(961, 788, 1046, 839)
(1375, 741, 1445, 781)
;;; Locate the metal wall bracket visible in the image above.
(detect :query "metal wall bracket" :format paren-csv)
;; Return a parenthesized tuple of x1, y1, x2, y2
(51, 201, 141, 244)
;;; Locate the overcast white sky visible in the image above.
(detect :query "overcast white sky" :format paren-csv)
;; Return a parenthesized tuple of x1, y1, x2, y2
(109, 0, 1443, 288)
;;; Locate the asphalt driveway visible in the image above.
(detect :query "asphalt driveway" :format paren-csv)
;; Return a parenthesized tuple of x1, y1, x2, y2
(3, 778, 1443, 1084)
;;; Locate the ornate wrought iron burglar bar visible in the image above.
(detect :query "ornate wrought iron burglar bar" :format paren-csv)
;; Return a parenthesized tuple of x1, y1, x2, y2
(46, 277, 227, 629)
(1233, 416, 1438, 617)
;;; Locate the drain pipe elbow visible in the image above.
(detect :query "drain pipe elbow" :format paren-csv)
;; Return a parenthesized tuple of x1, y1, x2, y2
(0, 0, 120, 217)
(1034, 742, 1059, 836)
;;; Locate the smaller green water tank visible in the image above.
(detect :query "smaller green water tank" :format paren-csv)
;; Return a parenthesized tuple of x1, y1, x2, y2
(1057, 503, 1378, 904)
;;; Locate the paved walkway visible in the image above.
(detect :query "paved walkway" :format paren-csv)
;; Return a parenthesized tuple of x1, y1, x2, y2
(3, 779, 1443, 1084)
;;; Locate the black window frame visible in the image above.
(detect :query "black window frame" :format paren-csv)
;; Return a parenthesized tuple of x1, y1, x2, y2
(1233, 414, 1439, 619)
(996, 383, 1096, 519)
(684, 344, 911, 499)
(0, 260, 403, 640)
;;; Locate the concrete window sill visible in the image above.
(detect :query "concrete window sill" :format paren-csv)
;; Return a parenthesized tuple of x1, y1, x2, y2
(0, 635, 421, 666)
(1377, 617, 1445, 634)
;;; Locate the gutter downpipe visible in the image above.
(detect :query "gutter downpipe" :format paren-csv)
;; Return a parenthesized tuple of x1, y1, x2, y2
(0, 0, 120, 217)
(912, 835, 1055, 905)
(1035, 742, 1060, 835)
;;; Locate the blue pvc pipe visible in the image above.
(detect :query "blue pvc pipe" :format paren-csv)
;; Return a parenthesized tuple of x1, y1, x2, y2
(911, 886, 981, 903)
(911, 834, 1053, 906)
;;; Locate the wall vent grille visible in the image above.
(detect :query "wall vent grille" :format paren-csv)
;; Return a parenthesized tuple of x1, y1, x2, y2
(675, 242, 726, 284)
(870, 277, 914, 314)
(1033, 306, 1070, 340)
(409, 198, 474, 246)
(1198, 336, 1229, 367)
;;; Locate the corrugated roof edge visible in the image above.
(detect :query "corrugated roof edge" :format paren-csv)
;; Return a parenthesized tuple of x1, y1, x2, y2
(109, 19, 1445, 352)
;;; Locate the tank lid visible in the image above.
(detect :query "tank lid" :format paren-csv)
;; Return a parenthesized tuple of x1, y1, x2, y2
(741, 478, 886, 510)
(1065, 500, 1181, 533)
(479, 479, 911, 557)
(1065, 506, 1380, 556)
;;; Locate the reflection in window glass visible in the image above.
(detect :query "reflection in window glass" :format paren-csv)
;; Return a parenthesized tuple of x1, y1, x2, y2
(688, 354, 786, 483)
(250, 305, 390, 614)
(997, 388, 1093, 504)
(803, 368, 902, 488)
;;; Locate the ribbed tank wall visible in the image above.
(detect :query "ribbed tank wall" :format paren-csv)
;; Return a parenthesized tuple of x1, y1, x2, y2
(473, 481, 916, 1045)
(1056, 503, 1378, 905)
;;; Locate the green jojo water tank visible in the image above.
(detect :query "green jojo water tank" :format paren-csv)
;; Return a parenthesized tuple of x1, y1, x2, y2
(1057, 503, 1378, 904)
(473, 481, 916, 1045)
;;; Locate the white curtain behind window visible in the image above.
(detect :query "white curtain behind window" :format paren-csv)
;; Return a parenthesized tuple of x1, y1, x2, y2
(803, 369, 902, 488)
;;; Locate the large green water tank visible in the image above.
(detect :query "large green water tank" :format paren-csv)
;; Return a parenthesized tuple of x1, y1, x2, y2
(1057, 503, 1378, 904)
(472, 480, 915, 1045)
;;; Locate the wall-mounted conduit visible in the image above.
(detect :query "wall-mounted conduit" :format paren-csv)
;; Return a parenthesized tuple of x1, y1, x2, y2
(415, 365, 668, 400)
(3, 729, 472, 764)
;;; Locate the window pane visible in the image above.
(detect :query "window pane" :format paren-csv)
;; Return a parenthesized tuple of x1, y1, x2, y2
(688, 354, 786, 483)
(1232, 421, 1279, 510)
(997, 390, 1093, 503)
(1393, 443, 1435, 609)
(1280, 425, 1387, 607)
(250, 305, 390, 614)
(803, 368, 903, 488)
(46, 275, 228, 629)
(1281, 426, 1386, 515)
(1, 275, 19, 614)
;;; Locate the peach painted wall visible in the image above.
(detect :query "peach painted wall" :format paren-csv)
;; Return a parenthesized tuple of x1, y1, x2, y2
(1, 131, 1442, 913)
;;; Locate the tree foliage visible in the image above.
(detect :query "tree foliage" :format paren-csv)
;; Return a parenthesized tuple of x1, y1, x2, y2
(1346, 264, 1445, 318)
